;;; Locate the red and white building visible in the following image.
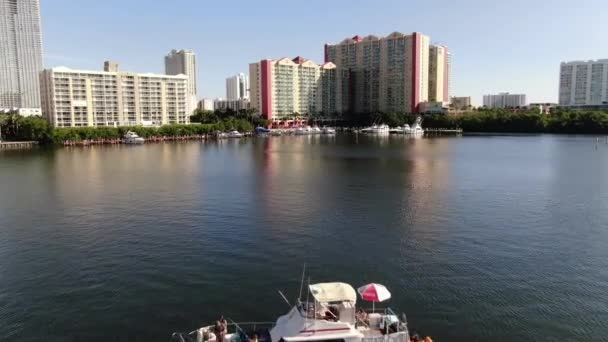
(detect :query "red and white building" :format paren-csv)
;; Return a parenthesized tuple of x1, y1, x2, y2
(325, 32, 442, 114)
(249, 57, 339, 123)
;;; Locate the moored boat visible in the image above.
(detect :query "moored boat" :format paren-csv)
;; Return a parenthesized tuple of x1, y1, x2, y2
(255, 127, 271, 134)
(226, 130, 244, 138)
(171, 281, 419, 342)
(295, 126, 313, 135)
(360, 124, 390, 134)
(123, 131, 145, 144)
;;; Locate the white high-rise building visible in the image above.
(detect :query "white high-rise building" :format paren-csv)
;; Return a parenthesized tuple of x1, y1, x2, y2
(40, 62, 190, 127)
(165, 49, 197, 113)
(483, 93, 527, 108)
(0, 0, 43, 113)
(559, 59, 608, 106)
(226, 73, 249, 101)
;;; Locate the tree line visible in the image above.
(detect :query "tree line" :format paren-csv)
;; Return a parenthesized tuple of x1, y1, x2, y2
(422, 108, 608, 134)
(1, 109, 267, 144)
(4, 108, 608, 145)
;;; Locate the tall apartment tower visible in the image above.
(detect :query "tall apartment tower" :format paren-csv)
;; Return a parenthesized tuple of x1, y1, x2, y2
(165, 49, 197, 113)
(559, 59, 608, 106)
(226, 73, 249, 101)
(324, 32, 430, 113)
(429, 45, 451, 103)
(0, 0, 43, 112)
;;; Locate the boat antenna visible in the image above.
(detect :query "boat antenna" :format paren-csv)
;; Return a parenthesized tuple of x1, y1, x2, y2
(278, 290, 292, 308)
(298, 263, 306, 302)
(306, 277, 310, 304)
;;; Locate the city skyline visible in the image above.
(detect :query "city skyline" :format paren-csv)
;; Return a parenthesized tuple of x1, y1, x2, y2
(40, 0, 608, 105)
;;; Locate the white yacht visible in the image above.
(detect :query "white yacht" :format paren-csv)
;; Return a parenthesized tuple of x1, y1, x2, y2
(311, 126, 322, 134)
(226, 130, 244, 138)
(123, 131, 145, 144)
(322, 127, 336, 134)
(360, 124, 390, 134)
(406, 117, 424, 135)
(295, 126, 313, 135)
(171, 282, 412, 342)
(389, 125, 410, 134)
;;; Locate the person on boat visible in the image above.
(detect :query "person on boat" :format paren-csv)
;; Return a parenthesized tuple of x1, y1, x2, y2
(355, 308, 368, 325)
(215, 316, 227, 342)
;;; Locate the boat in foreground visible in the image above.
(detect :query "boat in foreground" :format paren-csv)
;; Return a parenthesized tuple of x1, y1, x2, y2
(123, 131, 145, 144)
(171, 282, 416, 342)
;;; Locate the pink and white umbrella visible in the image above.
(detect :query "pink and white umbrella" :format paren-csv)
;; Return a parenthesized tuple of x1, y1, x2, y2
(357, 283, 391, 310)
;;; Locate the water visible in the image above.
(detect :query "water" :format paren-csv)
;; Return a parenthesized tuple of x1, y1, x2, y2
(1, 134, 607, 342)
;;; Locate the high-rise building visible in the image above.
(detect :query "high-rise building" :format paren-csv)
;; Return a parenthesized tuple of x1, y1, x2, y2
(0, 0, 43, 112)
(483, 93, 527, 108)
(165, 49, 197, 113)
(429, 45, 451, 103)
(40, 62, 190, 127)
(559, 59, 608, 106)
(249, 57, 338, 121)
(324, 32, 431, 113)
(226, 73, 249, 101)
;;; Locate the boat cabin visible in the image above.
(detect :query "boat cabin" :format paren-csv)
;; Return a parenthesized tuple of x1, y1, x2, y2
(269, 282, 409, 342)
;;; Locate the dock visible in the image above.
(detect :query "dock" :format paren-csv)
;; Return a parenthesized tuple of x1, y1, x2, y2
(424, 128, 463, 135)
(0, 141, 39, 149)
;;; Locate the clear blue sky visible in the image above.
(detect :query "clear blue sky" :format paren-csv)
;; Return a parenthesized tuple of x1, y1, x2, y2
(41, 0, 608, 105)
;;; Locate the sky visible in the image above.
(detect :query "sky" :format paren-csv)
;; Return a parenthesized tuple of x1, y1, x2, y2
(41, 0, 608, 105)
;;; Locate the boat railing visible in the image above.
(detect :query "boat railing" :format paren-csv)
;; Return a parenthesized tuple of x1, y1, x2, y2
(227, 321, 276, 334)
(357, 307, 408, 335)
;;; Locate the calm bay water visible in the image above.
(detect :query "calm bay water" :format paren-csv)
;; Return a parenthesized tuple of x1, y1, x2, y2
(1, 134, 608, 342)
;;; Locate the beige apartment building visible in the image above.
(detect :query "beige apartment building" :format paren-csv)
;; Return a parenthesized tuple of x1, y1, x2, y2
(249, 57, 338, 121)
(429, 45, 451, 103)
(40, 62, 189, 127)
(324, 32, 431, 114)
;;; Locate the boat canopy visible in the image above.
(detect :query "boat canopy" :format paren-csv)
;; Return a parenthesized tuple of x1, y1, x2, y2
(308, 282, 357, 304)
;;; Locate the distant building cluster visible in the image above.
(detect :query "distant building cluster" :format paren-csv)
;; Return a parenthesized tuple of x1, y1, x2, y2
(482, 93, 527, 109)
(5, 0, 608, 130)
(450, 97, 472, 110)
(248, 32, 452, 124)
(214, 98, 251, 112)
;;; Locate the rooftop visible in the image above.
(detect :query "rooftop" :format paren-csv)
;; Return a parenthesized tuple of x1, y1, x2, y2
(48, 66, 188, 79)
